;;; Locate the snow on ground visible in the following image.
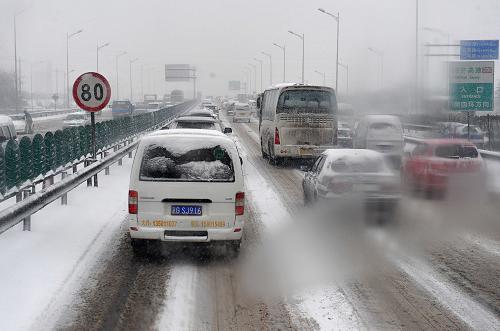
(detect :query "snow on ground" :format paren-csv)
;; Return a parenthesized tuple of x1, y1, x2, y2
(0, 156, 132, 331)
(234, 132, 363, 329)
(369, 229, 500, 330)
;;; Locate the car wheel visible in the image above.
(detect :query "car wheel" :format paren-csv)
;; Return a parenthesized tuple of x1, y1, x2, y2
(261, 139, 269, 159)
(130, 238, 148, 257)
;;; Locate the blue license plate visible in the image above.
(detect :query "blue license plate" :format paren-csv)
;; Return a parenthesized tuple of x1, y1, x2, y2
(171, 205, 202, 216)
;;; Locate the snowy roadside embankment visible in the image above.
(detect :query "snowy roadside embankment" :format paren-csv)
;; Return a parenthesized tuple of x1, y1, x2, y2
(0, 157, 132, 331)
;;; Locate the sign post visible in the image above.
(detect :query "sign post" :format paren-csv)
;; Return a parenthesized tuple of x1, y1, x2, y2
(72, 72, 111, 187)
(449, 61, 494, 139)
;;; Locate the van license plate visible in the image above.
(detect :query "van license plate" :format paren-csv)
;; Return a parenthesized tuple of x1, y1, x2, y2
(171, 205, 202, 216)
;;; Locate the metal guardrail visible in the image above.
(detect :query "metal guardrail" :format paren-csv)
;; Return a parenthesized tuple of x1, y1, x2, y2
(0, 141, 137, 235)
(0, 101, 197, 235)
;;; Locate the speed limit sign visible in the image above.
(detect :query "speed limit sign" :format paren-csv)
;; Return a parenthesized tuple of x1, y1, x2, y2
(72, 72, 111, 112)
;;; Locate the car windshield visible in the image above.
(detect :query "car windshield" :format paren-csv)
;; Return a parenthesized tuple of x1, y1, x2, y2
(140, 143, 234, 182)
(277, 90, 336, 114)
(435, 144, 479, 158)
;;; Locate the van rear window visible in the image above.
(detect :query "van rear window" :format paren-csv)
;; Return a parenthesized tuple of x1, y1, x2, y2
(140, 144, 234, 182)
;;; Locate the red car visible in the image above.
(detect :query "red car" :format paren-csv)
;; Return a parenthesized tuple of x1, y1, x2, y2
(402, 139, 485, 197)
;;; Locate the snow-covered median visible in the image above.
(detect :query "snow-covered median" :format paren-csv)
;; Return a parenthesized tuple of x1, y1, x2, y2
(0, 157, 132, 331)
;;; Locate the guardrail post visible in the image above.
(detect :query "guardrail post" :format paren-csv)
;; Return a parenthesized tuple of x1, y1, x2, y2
(104, 151, 110, 175)
(118, 156, 123, 166)
(61, 171, 68, 205)
(128, 150, 133, 158)
(86, 159, 92, 187)
(43, 175, 54, 189)
(22, 189, 31, 231)
(73, 164, 77, 173)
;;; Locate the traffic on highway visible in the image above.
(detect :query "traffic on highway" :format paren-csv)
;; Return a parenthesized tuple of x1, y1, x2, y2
(0, 1, 500, 330)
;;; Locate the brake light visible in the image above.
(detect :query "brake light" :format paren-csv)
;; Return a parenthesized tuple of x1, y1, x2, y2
(274, 127, 280, 145)
(129, 190, 138, 214)
(235, 192, 245, 216)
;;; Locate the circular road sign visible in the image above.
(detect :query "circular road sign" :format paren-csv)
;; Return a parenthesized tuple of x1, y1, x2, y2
(72, 72, 111, 112)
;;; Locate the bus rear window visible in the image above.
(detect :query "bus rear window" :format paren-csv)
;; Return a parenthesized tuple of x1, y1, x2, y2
(277, 90, 336, 114)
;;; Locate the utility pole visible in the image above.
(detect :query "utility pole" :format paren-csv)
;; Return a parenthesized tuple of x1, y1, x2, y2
(66, 29, 83, 108)
(115, 51, 127, 100)
(129, 58, 138, 101)
(261, 51, 272, 86)
(318, 8, 340, 92)
(254, 58, 263, 91)
(288, 30, 305, 84)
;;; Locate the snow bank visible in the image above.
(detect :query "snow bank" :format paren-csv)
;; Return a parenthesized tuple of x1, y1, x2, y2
(0, 157, 132, 331)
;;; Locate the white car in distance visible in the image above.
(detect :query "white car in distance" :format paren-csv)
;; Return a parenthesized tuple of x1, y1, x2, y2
(63, 113, 90, 128)
(233, 102, 251, 122)
(128, 129, 245, 256)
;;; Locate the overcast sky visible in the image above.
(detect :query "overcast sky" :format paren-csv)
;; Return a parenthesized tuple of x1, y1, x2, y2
(0, 0, 499, 100)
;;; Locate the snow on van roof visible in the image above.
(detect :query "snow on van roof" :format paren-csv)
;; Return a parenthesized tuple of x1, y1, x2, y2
(142, 129, 235, 156)
(175, 116, 216, 123)
(264, 82, 334, 91)
(147, 128, 226, 138)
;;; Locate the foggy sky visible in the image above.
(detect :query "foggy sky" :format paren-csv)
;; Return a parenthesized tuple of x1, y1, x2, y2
(0, 0, 499, 99)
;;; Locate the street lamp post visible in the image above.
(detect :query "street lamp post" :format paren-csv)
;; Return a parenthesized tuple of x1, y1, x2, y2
(261, 51, 272, 86)
(272, 43, 286, 82)
(66, 29, 83, 108)
(96, 42, 110, 72)
(338, 62, 349, 98)
(288, 30, 305, 84)
(115, 51, 127, 100)
(248, 63, 257, 94)
(318, 8, 340, 92)
(14, 8, 29, 112)
(253, 58, 263, 92)
(368, 47, 384, 89)
(314, 70, 326, 85)
(129, 58, 138, 101)
(415, 0, 419, 113)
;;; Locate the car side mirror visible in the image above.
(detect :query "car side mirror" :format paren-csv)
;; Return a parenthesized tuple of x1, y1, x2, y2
(223, 127, 232, 134)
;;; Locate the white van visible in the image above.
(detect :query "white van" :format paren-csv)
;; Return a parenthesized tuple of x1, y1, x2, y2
(128, 129, 245, 255)
(353, 115, 403, 167)
(0, 115, 17, 142)
(233, 102, 251, 122)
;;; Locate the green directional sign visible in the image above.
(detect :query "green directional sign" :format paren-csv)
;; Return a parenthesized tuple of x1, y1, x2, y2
(449, 61, 494, 112)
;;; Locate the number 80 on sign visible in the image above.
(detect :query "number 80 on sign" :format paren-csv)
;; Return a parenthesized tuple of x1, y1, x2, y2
(72, 72, 111, 112)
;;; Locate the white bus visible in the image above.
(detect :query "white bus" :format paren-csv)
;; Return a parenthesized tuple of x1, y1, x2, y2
(258, 83, 338, 164)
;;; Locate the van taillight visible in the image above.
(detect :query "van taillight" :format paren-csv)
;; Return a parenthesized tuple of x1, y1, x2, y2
(235, 192, 245, 216)
(129, 190, 138, 214)
(274, 128, 281, 145)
